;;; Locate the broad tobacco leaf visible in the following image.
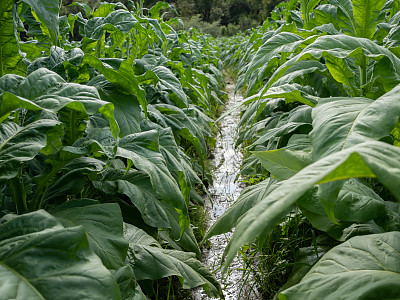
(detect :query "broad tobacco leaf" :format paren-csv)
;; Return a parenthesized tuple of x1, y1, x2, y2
(0, 210, 121, 299)
(223, 141, 400, 271)
(0, 0, 23, 76)
(311, 83, 400, 160)
(125, 224, 223, 299)
(21, 0, 61, 46)
(52, 200, 129, 270)
(0, 119, 59, 182)
(280, 232, 400, 300)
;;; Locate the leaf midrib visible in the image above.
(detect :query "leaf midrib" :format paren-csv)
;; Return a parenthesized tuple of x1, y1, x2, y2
(0, 261, 46, 300)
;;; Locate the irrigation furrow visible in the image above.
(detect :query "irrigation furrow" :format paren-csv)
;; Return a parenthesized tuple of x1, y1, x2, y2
(193, 83, 259, 300)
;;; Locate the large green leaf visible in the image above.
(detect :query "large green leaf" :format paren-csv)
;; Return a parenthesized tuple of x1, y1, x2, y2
(93, 168, 171, 229)
(153, 66, 188, 108)
(280, 232, 400, 300)
(353, 0, 386, 39)
(204, 179, 277, 240)
(244, 32, 306, 81)
(0, 0, 23, 77)
(255, 149, 312, 181)
(0, 210, 121, 299)
(84, 10, 137, 40)
(0, 119, 59, 182)
(310, 83, 400, 160)
(117, 130, 187, 216)
(223, 141, 400, 271)
(83, 55, 147, 115)
(265, 34, 400, 92)
(88, 76, 143, 137)
(0, 69, 119, 137)
(53, 201, 128, 270)
(125, 224, 223, 299)
(21, 0, 61, 45)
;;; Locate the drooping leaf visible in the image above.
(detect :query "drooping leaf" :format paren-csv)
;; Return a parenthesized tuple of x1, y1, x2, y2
(93, 168, 171, 229)
(149, 104, 209, 159)
(223, 141, 400, 271)
(160, 201, 201, 257)
(42, 157, 105, 205)
(0, 210, 121, 299)
(53, 201, 128, 270)
(254, 149, 312, 181)
(0, 119, 59, 182)
(113, 265, 147, 300)
(125, 224, 223, 299)
(83, 55, 147, 115)
(0, 0, 23, 77)
(310, 83, 400, 160)
(153, 66, 188, 108)
(21, 0, 61, 45)
(280, 232, 400, 300)
(117, 130, 187, 216)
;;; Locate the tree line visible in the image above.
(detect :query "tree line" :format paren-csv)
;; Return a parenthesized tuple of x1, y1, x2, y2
(61, 0, 285, 30)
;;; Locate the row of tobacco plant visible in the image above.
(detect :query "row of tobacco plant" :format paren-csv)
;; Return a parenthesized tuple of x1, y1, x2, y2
(205, 0, 400, 299)
(0, 0, 226, 299)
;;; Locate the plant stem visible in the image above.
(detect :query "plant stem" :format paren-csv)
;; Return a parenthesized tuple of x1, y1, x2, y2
(167, 277, 172, 299)
(96, 39, 102, 58)
(10, 176, 27, 214)
(38, 185, 50, 210)
(359, 55, 367, 96)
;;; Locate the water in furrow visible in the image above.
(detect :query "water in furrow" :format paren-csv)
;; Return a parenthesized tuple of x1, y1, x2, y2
(193, 83, 259, 300)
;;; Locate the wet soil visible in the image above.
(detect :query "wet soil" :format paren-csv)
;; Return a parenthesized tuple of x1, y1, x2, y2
(193, 84, 260, 300)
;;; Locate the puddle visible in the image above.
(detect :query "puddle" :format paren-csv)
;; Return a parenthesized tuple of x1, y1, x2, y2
(193, 84, 260, 300)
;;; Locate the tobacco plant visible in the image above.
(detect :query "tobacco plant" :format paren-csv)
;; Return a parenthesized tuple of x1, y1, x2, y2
(0, 0, 226, 298)
(209, 0, 400, 299)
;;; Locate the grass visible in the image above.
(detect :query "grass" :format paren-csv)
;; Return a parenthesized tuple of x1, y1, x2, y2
(189, 202, 210, 245)
(142, 277, 193, 300)
(237, 210, 330, 299)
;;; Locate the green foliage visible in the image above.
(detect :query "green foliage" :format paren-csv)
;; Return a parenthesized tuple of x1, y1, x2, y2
(178, 14, 222, 36)
(280, 232, 400, 300)
(0, 0, 226, 298)
(4, 0, 400, 298)
(0, 210, 121, 299)
(212, 0, 400, 298)
(0, 0, 24, 76)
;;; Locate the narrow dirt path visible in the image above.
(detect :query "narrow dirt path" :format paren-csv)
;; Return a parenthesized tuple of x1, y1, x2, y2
(193, 83, 259, 300)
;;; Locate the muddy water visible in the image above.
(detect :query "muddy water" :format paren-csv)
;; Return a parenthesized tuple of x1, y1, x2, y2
(193, 84, 259, 300)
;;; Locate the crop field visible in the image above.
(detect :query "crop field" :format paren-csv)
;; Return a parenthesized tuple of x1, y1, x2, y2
(0, 0, 400, 299)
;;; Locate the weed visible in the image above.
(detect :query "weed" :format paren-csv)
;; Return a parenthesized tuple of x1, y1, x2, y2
(238, 210, 327, 299)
